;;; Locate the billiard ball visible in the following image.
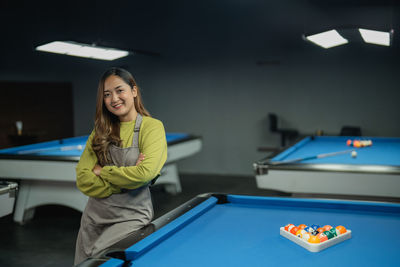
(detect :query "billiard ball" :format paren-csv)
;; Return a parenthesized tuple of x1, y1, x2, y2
(310, 224, 319, 231)
(290, 226, 299, 235)
(317, 227, 325, 234)
(284, 224, 295, 232)
(351, 150, 357, 158)
(336, 225, 347, 234)
(317, 232, 328, 242)
(346, 139, 352, 146)
(301, 232, 312, 241)
(360, 140, 372, 147)
(308, 235, 321, 244)
(298, 224, 307, 230)
(296, 229, 307, 238)
(304, 226, 312, 233)
(304, 227, 318, 235)
(324, 230, 335, 240)
(304, 226, 318, 235)
(328, 228, 338, 237)
(323, 225, 332, 231)
(332, 228, 341, 236)
(353, 140, 361, 148)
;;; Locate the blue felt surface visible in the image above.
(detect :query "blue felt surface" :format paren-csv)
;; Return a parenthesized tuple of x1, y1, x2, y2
(0, 133, 189, 157)
(99, 258, 124, 267)
(271, 136, 400, 166)
(109, 195, 400, 267)
(125, 197, 218, 261)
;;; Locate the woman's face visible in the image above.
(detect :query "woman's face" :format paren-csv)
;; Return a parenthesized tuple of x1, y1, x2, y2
(103, 75, 137, 122)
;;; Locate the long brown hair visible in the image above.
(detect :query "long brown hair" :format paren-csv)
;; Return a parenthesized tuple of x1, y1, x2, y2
(92, 67, 151, 166)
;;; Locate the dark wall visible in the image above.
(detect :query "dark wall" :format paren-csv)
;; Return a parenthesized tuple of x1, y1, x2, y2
(0, 82, 73, 148)
(139, 50, 400, 175)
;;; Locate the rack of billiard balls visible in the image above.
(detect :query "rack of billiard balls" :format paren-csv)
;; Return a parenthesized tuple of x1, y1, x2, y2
(280, 223, 351, 252)
(284, 224, 347, 243)
(346, 139, 372, 148)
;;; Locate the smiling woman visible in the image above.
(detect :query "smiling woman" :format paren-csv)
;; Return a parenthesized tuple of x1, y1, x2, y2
(74, 67, 167, 264)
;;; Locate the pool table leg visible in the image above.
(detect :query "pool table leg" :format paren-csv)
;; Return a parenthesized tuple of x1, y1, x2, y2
(156, 164, 182, 195)
(13, 180, 88, 224)
(13, 181, 35, 224)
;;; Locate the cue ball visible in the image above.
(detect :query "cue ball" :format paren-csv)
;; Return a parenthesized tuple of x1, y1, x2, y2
(351, 151, 357, 158)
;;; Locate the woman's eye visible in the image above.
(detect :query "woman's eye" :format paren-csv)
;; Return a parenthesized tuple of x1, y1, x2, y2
(104, 93, 110, 98)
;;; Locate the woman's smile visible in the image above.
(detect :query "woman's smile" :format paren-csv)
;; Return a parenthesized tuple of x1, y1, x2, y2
(112, 102, 123, 109)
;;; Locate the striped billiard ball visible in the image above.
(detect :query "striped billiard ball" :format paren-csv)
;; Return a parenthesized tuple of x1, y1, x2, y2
(324, 230, 335, 240)
(290, 227, 299, 235)
(284, 224, 295, 232)
(329, 228, 338, 237)
(317, 232, 328, 242)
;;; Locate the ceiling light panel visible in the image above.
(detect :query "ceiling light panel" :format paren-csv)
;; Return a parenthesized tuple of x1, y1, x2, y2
(306, 30, 348, 49)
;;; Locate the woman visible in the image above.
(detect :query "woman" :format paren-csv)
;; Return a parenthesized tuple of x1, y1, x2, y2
(74, 67, 167, 264)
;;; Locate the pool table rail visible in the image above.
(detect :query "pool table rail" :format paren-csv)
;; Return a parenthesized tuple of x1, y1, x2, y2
(254, 161, 400, 176)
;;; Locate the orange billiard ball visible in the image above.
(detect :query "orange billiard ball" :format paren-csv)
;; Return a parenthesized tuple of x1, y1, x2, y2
(308, 235, 321, 244)
(353, 140, 361, 148)
(284, 224, 295, 232)
(298, 224, 307, 230)
(346, 139, 352, 146)
(317, 232, 328, 242)
(336, 225, 347, 235)
(290, 226, 299, 235)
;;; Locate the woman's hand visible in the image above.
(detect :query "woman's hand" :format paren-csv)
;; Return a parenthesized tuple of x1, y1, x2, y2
(92, 164, 102, 176)
(136, 153, 145, 166)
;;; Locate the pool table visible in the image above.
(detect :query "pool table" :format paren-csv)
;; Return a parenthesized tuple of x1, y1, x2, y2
(77, 193, 400, 267)
(254, 136, 400, 198)
(0, 133, 202, 224)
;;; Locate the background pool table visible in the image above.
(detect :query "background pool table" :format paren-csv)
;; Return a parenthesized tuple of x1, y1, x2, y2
(254, 136, 400, 198)
(0, 133, 202, 224)
(80, 193, 400, 267)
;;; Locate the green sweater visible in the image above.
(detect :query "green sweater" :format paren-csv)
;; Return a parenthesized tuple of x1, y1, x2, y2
(76, 116, 167, 198)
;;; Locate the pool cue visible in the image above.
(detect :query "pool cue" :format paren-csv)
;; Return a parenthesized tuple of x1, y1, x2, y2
(270, 149, 356, 166)
(17, 145, 84, 155)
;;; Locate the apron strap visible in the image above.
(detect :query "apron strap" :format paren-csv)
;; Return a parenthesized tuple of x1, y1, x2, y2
(132, 114, 143, 147)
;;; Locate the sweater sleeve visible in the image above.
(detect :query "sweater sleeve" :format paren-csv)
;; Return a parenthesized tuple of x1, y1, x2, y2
(76, 131, 121, 198)
(100, 119, 167, 189)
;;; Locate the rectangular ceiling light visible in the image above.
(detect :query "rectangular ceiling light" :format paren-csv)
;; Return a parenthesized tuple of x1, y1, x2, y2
(305, 30, 348, 49)
(358, 28, 391, 46)
(35, 41, 130, 61)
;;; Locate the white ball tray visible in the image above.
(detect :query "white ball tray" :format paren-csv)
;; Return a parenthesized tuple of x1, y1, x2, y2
(280, 227, 352, 252)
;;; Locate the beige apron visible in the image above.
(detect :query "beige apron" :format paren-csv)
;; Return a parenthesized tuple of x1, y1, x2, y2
(74, 114, 153, 264)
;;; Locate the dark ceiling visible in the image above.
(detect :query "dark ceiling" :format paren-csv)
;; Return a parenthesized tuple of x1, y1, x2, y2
(1, 0, 399, 68)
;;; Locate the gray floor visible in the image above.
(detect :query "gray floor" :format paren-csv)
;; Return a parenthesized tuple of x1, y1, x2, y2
(1, 174, 399, 267)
